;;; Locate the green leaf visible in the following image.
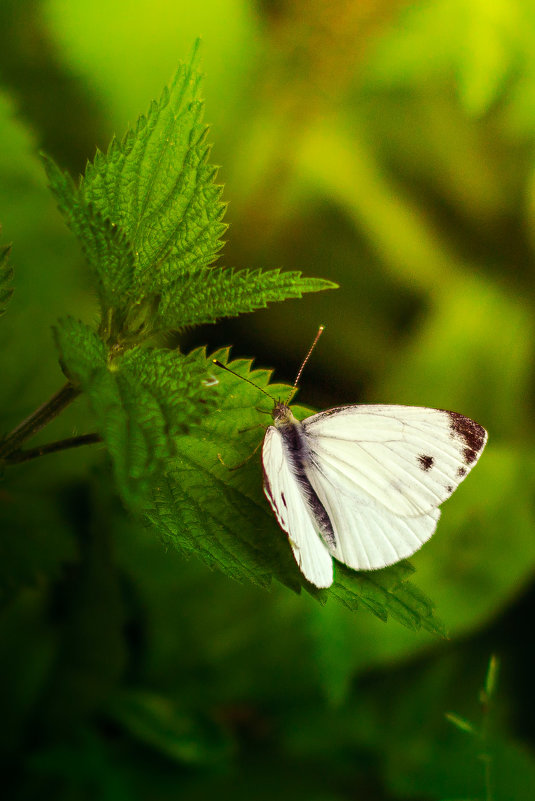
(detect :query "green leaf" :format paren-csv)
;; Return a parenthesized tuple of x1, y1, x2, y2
(314, 561, 446, 635)
(54, 317, 217, 506)
(0, 240, 13, 317)
(43, 155, 135, 316)
(53, 315, 107, 386)
(43, 48, 335, 342)
(81, 40, 226, 297)
(154, 267, 338, 330)
(143, 351, 308, 590)
(144, 352, 444, 632)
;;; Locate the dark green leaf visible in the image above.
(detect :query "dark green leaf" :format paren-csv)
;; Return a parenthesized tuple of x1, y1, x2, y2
(53, 315, 107, 386)
(54, 317, 218, 506)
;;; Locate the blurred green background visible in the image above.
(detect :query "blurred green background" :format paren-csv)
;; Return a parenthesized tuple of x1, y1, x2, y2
(1, 0, 535, 798)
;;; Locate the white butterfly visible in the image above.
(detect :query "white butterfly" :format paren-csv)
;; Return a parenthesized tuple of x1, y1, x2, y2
(262, 400, 487, 588)
(216, 328, 488, 588)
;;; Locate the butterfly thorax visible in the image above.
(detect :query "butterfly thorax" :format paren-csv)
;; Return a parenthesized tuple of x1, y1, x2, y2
(272, 402, 299, 428)
(272, 402, 308, 460)
(269, 402, 337, 549)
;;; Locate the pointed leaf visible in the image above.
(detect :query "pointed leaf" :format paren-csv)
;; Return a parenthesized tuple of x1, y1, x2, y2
(154, 267, 338, 330)
(53, 316, 107, 386)
(44, 155, 135, 313)
(81, 41, 226, 297)
(319, 562, 446, 635)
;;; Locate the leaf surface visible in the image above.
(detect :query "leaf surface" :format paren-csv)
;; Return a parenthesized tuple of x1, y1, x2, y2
(54, 317, 217, 506)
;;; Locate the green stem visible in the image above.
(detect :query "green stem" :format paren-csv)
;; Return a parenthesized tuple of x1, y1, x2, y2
(0, 382, 81, 459)
(5, 433, 102, 464)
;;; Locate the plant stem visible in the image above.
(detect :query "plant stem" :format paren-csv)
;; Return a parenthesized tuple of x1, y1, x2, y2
(5, 433, 102, 464)
(0, 382, 81, 459)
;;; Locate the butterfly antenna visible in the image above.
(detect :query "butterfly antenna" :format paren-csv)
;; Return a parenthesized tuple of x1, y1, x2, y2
(287, 325, 325, 404)
(212, 360, 275, 401)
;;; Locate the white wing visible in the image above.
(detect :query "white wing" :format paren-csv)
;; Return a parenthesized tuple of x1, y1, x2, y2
(303, 405, 487, 517)
(301, 404, 487, 571)
(305, 464, 441, 570)
(262, 426, 333, 588)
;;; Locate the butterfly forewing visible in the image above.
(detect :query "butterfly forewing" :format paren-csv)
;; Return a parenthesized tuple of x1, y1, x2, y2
(262, 426, 333, 588)
(303, 405, 487, 518)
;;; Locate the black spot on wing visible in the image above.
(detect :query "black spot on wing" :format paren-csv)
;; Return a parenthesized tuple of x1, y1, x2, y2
(457, 466, 467, 478)
(448, 412, 486, 464)
(446, 485, 453, 494)
(281, 492, 287, 509)
(418, 454, 434, 471)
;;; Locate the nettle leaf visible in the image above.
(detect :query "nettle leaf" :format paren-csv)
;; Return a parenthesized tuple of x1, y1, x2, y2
(155, 267, 338, 330)
(53, 315, 107, 386)
(44, 45, 334, 339)
(322, 562, 446, 636)
(54, 317, 217, 506)
(144, 352, 445, 633)
(0, 241, 14, 317)
(81, 40, 225, 298)
(43, 156, 135, 316)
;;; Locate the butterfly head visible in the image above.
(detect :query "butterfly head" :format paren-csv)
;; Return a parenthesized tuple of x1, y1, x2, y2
(272, 402, 298, 428)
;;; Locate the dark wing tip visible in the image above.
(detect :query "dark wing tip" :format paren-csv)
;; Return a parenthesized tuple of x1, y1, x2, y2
(447, 412, 487, 463)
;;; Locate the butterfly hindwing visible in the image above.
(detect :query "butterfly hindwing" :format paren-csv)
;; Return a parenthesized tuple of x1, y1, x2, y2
(262, 426, 333, 588)
(304, 460, 441, 570)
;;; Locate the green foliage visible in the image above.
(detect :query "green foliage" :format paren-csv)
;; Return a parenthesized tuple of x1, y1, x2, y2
(4, 5, 535, 800)
(34, 45, 336, 517)
(45, 40, 228, 343)
(54, 317, 218, 506)
(81, 42, 225, 280)
(43, 155, 136, 314)
(434, 656, 535, 801)
(154, 267, 337, 329)
(324, 562, 446, 636)
(0, 240, 13, 317)
(45, 42, 334, 347)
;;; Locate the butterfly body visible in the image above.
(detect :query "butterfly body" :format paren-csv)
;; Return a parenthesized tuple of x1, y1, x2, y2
(262, 402, 487, 588)
(267, 403, 337, 552)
